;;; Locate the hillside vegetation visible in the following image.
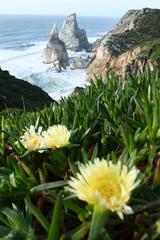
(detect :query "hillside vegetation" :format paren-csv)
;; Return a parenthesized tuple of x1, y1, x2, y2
(0, 68, 53, 111)
(0, 72, 160, 239)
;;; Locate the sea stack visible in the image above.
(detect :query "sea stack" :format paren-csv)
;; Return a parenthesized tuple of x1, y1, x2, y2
(43, 24, 69, 72)
(60, 13, 90, 51)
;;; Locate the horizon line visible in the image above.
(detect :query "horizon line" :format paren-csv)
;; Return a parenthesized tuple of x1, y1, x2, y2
(0, 13, 120, 18)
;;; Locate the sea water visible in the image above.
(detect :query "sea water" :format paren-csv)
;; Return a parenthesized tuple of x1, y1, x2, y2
(0, 15, 118, 100)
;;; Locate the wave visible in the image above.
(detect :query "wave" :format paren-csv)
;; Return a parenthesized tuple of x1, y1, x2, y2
(13, 43, 36, 49)
(88, 36, 100, 43)
(4, 43, 41, 51)
(0, 41, 47, 63)
(24, 68, 88, 100)
(96, 31, 107, 36)
(0, 43, 88, 100)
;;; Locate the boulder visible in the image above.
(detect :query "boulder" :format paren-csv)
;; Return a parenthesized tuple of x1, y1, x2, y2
(53, 60, 62, 73)
(43, 24, 69, 71)
(69, 56, 89, 70)
(87, 8, 160, 80)
(60, 13, 90, 51)
(0, 68, 53, 111)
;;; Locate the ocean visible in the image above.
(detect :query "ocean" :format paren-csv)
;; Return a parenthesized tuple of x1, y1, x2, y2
(0, 15, 118, 100)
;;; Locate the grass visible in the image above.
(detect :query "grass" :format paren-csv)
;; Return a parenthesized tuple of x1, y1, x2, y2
(0, 71, 160, 239)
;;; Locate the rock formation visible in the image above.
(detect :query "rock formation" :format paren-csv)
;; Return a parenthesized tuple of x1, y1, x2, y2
(70, 56, 89, 70)
(43, 24, 69, 71)
(87, 8, 160, 80)
(60, 13, 90, 51)
(0, 68, 53, 111)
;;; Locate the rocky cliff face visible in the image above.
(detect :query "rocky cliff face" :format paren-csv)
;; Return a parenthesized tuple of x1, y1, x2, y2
(87, 8, 160, 80)
(0, 68, 53, 111)
(60, 13, 90, 51)
(43, 24, 69, 71)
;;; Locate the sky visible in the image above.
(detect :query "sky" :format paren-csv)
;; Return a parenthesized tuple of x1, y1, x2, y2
(0, 0, 160, 17)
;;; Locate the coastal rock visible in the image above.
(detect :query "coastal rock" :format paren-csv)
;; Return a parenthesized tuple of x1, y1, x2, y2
(70, 56, 88, 70)
(53, 60, 62, 73)
(43, 24, 69, 71)
(87, 8, 160, 80)
(0, 68, 53, 111)
(88, 43, 160, 80)
(87, 38, 102, 53)
(60, 13, 90, 51)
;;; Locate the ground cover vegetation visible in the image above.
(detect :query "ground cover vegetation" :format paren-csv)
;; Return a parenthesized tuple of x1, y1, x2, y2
(0, 71, 160, 239)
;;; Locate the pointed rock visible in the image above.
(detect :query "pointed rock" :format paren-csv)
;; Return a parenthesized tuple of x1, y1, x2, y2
(60, 13, 90, 51)
(51, 24, 59, 38)
(43, 24, 69, 71)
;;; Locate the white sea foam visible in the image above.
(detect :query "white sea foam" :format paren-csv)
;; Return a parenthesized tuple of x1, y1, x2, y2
(88, 37, 99, 43)
(0, 41, 90, 100)
(88, 31, 106, 44)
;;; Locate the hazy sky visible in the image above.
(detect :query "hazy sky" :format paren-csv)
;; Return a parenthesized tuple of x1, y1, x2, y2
(0, 0, 160, 17)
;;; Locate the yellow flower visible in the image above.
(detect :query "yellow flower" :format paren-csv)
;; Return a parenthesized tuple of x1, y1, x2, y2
(42, 125, 71, 149)
(20, 125, 43, 151)
(68, 158, 140, 219)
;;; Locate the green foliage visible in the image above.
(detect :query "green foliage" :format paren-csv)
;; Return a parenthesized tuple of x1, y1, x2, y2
(0, 68, 52, 111)
(0, 71, 160, 239)
(48, 193, 63, 240)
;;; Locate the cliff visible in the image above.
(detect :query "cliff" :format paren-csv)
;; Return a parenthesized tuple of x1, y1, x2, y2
(87, 8, 160, 80)
(0, 68, 53, 111)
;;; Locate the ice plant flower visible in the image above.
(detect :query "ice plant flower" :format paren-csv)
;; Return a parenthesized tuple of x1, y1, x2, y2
(68, 158, 140, 219)
(20, 125, 43, 152)
(42, 125, 71, 149)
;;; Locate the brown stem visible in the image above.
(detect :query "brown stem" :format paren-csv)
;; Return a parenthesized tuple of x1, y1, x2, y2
(133, 199, 160, 214)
